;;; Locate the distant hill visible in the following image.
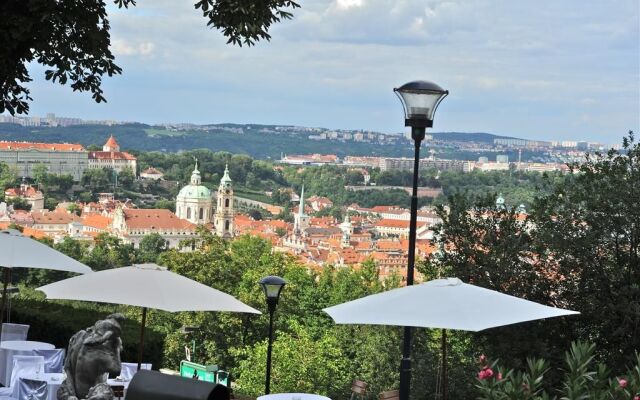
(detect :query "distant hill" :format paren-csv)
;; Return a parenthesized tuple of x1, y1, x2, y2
(0, 122, 521, 159)
(431, 131, 515, 143)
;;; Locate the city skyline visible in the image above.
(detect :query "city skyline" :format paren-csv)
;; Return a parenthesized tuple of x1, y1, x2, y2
(22, 0, 640, 143)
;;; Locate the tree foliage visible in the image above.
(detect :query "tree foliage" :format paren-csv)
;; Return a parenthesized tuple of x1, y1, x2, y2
(0, 0, 299, 115)
(476, 342, 640, 400)
(424, 132, 640, 374)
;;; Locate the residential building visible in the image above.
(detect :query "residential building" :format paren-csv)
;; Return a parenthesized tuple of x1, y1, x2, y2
(88, 136, 137, 174)
(4, 182, 44, 211)
(0, 141, 88, 180)
(31, 210, 80, 236)
(110, 207, 197, 249)
(140, 167, 164, 180)
(379, 157, 466, 172)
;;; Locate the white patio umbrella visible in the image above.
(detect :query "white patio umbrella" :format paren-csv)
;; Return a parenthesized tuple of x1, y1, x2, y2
(0, 229, 92, 329)
(38, 263, 260, 370)
(323, 278, 579, 399)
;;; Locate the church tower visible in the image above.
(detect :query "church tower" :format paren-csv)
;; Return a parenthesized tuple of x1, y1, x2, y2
(214, 165, 234, 238)
(340, 212, 353, 248)
(293, 185, 310, 236)
(103, 135, 120, 152)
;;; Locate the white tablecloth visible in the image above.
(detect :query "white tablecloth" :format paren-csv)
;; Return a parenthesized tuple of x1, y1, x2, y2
(0, 340, 55, 386)
(258, 394, 331, 400)
(20, 372, 64, 400)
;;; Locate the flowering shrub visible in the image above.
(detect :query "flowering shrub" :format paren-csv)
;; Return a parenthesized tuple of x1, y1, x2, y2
(475, 341, 640, 400)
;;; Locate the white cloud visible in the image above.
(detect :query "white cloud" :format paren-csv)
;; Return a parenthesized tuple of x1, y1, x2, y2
(112, 39, 155, 57)
(24, 0, 640, 142)
(335, 0, 364, 10)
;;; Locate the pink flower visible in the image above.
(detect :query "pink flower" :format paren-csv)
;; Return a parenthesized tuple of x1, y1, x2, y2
(479, 354, 487, 364)
(478, 367, 495, 380)
(497, 372, 503, 381)
(618, 378, 628, 388)
(633, 395, 639, 400)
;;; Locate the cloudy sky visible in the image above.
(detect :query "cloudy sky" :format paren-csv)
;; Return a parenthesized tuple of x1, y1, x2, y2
(26, 0, 639, 143)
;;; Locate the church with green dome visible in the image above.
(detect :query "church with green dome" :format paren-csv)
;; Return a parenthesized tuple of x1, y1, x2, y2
(175, 161, 235, 237)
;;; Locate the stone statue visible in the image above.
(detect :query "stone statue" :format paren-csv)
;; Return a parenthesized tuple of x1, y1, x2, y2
(58, 314, 125, 400)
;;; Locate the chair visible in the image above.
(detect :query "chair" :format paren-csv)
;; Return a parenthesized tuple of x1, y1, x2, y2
(120, 362, 152, 380)
(0, 356, 44, 399)
(33, 349, 65, 373)
(18, 378, 48, 400)
(350, 379, 368, 400)
(378, 390, 400, 400)
(1, 323, 29, 342)
(111, 384, 125, 400)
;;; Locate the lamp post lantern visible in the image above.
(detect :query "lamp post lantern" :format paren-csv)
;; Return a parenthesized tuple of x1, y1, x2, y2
(394, 80, 448, 400)
(259, 275, 286, 395)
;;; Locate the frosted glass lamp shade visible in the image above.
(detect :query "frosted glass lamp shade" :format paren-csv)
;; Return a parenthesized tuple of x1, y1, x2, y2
(394, 80, 448, 127)
(259, 275, 286, 301)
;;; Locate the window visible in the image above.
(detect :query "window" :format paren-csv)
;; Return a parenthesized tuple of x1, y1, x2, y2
(199, 208, 203, 220)
(225, 220, 230, 231)
(187, 208, 191, 219)
(225, 198, 229, 208)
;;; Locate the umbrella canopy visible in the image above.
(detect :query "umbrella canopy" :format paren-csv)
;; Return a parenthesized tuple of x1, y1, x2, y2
(323, 277, 578, 331)
(37, 263, 260, 314)
(0, 229, 92, 330)
(0, 229, 92, 274)
(324, 278, 579, 400)
(38, 263, 260, 371)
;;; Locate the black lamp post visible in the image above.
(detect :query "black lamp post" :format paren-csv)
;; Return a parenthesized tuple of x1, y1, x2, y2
(259, 275, 286, 395)
(394, 80, 448, 400)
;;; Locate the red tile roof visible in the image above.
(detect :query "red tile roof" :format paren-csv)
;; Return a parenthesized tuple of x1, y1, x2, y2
(0, 141, 85, 151)
(32, 211, 79, 224)
(123, 209, 196, 230)
(104, 135, 119, 149)
(82, 214, 112, 230)
(375, 219, 427, 229)
(5, 186, 42, 198)
(89, 151, 136, 161)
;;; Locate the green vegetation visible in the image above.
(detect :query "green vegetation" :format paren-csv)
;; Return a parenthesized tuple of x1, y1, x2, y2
(0, 123, 549, 161)
(423, 132, 640, 376)
(4, 133, 637, 399)
(10, 292, 165, 369)
(437, 169, 563, 208)
(476, 342, 640, 400)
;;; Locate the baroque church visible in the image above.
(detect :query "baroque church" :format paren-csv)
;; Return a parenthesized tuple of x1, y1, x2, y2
(176, 161, 235, 238)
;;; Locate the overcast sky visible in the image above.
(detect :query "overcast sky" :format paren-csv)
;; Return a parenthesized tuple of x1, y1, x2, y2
(25, 0, 639, 144)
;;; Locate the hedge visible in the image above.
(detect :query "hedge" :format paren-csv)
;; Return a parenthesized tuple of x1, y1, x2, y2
(8, 298, 166, 369)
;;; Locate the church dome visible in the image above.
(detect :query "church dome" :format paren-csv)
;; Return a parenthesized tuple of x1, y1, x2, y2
(177, 185, 211, 200)
(177, 161, 212, 200)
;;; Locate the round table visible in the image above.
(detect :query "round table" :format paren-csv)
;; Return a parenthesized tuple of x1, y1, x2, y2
(257, 394, 331, 400)
(0, 340, 55, 386)
(20, 372, 64, 400)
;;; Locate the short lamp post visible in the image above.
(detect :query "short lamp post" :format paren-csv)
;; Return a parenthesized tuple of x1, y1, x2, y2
(394, 81, 448, 400)
(259, 275, 286, 395)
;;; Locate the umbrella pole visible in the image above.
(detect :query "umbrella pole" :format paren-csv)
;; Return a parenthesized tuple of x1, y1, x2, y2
(441, 329, 448, 400)
(0, 268, 9, 333)
(137, 307, 147, 371)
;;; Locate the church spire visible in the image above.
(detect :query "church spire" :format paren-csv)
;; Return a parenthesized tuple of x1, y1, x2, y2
(220, 164, 232, 186)
(298, 185, 305, 216)
(190, 159, 201, 185)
